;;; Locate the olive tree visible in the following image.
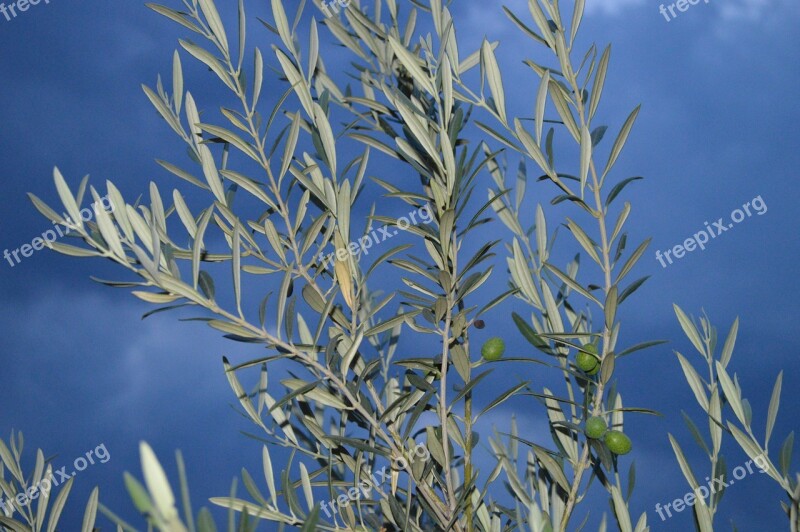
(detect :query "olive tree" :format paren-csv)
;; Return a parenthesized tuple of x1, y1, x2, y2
(8, 0, 794, 531)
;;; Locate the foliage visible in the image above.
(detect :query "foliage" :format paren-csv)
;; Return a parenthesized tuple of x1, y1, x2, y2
(672, 306, 800, 530)
(14, 0, 795, 531)
(0, 431, 100, 532)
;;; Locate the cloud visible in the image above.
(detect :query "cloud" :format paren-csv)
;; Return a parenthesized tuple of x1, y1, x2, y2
(718, 0, 779, 21)
(585, 0, 646, 16)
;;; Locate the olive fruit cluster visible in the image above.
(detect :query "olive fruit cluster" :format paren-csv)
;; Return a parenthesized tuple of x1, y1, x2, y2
(584, 416, 632, 455)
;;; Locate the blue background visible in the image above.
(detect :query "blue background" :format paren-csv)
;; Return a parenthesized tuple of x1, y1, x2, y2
(0, 0, 798, 530)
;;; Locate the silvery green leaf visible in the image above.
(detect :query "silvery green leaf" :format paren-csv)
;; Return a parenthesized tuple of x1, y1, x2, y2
(510, 239, 541, 308)
(199, 0, 229, 52)
(668, 434, 700, 489)
(728, 424, 782, 485)
(281, 113, 301, 181)
(681, 411, 710, 456)
(716, 362, 748, 427)
(610, 484, 632, 532)
(458, 41, 498, 75)
(565, 219, 601, 265)
(694, 497, 714, 532)
(541, 281, 564, 338)
(502, 7, 548, 51)
(674, 305, 706, 355)
(156, 159, 207, 190)
(780, 432, 794, 477)
(307, 18, 319, 81)
(720, 317, 739, 369)
(179, 40, 234, 91)
(252, 47, 264, 108)
(270, 0, 291, 49)
(544, 389, 578, 463)
(198, 145, 226, 204)
(579, 125, 591, 195)
(262, 445, 278, 508)
(220, 170, 276, 211)
(34, 464, 52, 525)
(389, 37, 435, 95)
(312, 103, 337, 177)
(766, 371, 783, 449)
(676, 352, 708, 410)
(589, 45, 610, 120)
(709, 389, 722, 454)
(525, 0, 555, 48)
(605, 285, 618, 330)
(209, 497, 293, 522)
(48, 242, 102, 258)
(481, 39, 506, 124)
(192, 208, 214, 288)
(478, 382, 527, 420)
(171, 190, 197, 239)
(514, 119, 554, 179)
(44, 475, 74, 532)
(91, 188, 124, 258)
(124, 472, 155, 517)
(81, 487, 99, 532)
(146, 3, 204, 34)
(544, 263, 600, 306)
(336, 180, 351, 240)
(610, 202, 631, 244)
(232, 222, 242, 316)
(365, 311, 421, 337)
(172, 50, 183, 113)
(103, 181, 132, 241)
(614, 276, 647, 305)
(570, 0, 585, 45)
(198, 123, 260, 161)
(547, 79, 580, 142)
(0, 516, 27, 532)
(531, 447, 570, 493)
(223, 357, 271, 434)
(140, 442, 181, 524)
(28, 192, 66, 225)
(605, 176, 642, 207)
(299, 463, 314, 510)
(53, 167, 83, 231)
(616, 238, 650, 282)
(142, 84, 185, 137)
(600, 349, 615, 384)
(602, 105, 641, 179)
(275, 48, 313, 116)
(534, 70, 551, 143)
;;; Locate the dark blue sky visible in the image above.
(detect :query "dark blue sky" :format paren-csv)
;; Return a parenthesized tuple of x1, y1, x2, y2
(1, 0, 798, 530)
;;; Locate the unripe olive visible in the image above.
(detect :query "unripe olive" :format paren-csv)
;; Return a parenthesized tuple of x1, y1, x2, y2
(481, 337, 505, 361)
(585, 416, 608, 439)
(576, 344, 600, 375)
(604, 430, 632, 455)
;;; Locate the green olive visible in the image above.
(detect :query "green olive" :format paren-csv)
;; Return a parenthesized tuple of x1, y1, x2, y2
(576, 344, 600, 375)
(481, 337, 505, 361)
(585, 416, 608, 439)
(604, 430, 632, 455)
